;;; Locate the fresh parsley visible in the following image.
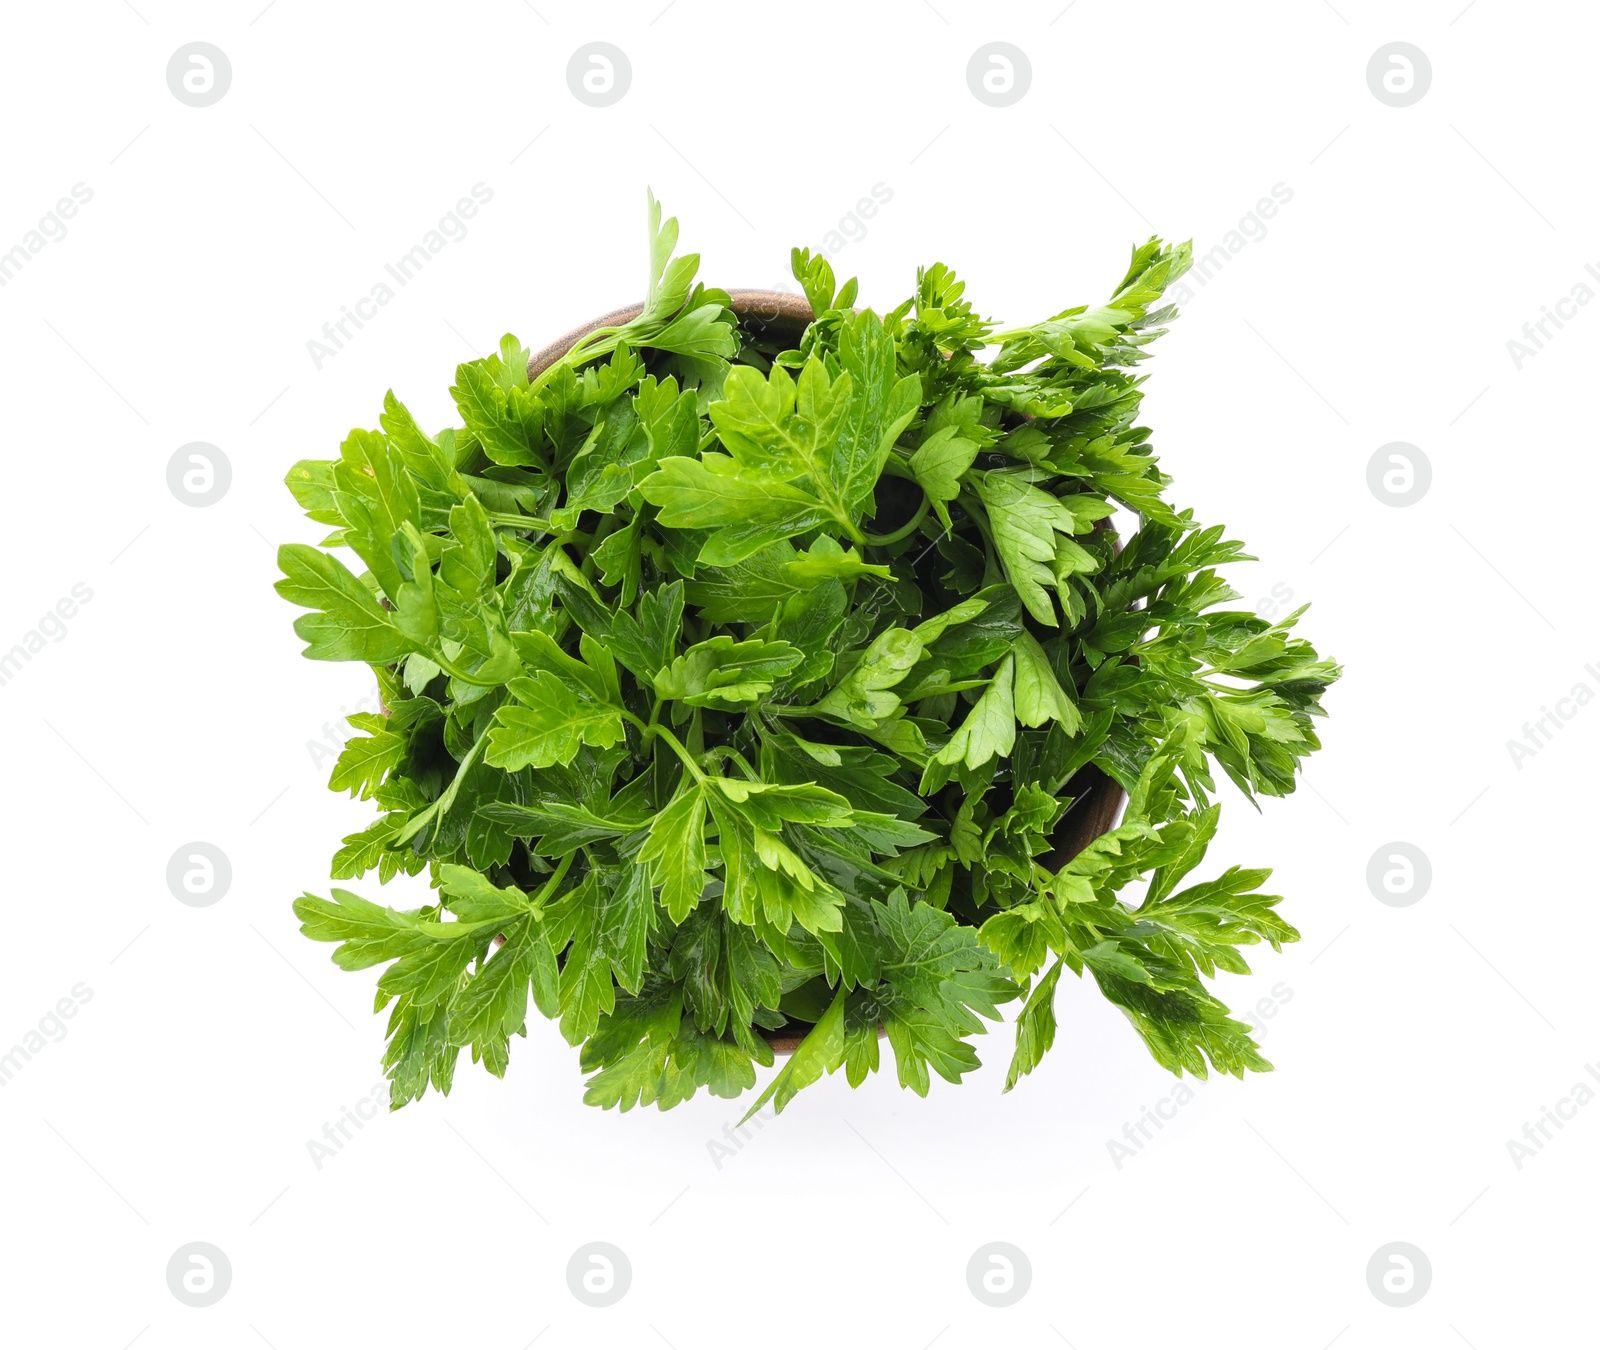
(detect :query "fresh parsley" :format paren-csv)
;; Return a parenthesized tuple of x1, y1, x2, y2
(279, 193, 1339, 1115)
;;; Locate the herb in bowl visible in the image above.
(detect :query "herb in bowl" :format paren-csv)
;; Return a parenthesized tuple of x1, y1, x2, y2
(278, 193, 1338, 1116)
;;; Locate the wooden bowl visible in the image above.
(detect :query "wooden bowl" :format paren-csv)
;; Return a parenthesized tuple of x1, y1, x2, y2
(528, 291, 1128, 1055)
(528, 289, 814, 381)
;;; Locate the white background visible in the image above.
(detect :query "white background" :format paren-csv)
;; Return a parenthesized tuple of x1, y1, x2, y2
(0, 2, 1593, 1346)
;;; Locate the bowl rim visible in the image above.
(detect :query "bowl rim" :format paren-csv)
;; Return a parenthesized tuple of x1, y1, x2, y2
(526, 288, 815, 382)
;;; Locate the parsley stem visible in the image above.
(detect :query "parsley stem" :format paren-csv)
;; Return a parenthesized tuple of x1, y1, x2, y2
(862, 489, 931, 546)
(622, 711, 706, 783)
(881, 452, 920, 481)
(485, 512, 556, 532)
(958, 489, 997, 549)
(528, 326, 622, 396)
(724, 749, 760, 781)
(391, 730, 487, 845)
(429, 648, 504, 688)
(528, 851, 575, 913)
(839, 518, 868, 547)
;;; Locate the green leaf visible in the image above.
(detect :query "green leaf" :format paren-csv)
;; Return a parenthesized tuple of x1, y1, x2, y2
(842, 988, 881, 1086)
(784, 538, 893, 592)
(638, 454, 835, 566)
(977, 899, 1062, 978)
(791, 246, 844, 316)
(332, 428, 423, 602)
(877, 889, 1014, 1033)
(1011, 632, 1081, 733)
(761, 732, 927, 820)
(699, 320, 920, 528)
(709, 358, 853, 481)
(383, 997, 456, 1107)
(685, 538, 886, 626)
(740, 982, 846, 1121)
(1137, 862, 1297, 976)
(380, 930, 491, 1007)
(513, 628, 620, 705)
(436, 863, 534, 922)
(536, 192, 736, 385)
(485, 672, 624, 770)
(707, 790, 844, 936)
(1082, 939, 1153, 985)
(554, 383, 653, 525)
(651, 302, 741, 359)
(330, 816, 404, 880)
(604, 582, 685, 683)
(708, 776, 857, 828)
(451, 915, 552, 1051)
(972, 471, 1085, 626)
(1092, 959, 1272, 1080)
(381, 391, 452, 490)
(476, 798, 646, 855)
(653, 636, 804, 708)
(1005, 959, 1063, 1091)
(327, 722, 406, 800)
(936, 655, 1016, 769)
(909, 425, 980, 529)
(813, 625, 924, 728)
(276, 544, 412, 664)
(830, 311, 923, 513)
(450, 352, 542, 467)
(284, 458, 342, 525)
(582, 991, 762, 1113)
(293, 888, 426, 970)
(642, 189, 701, 319)
(556, 866, 654, 1041)
(602, 863, 654, 994)
(638, 780, 708, 922)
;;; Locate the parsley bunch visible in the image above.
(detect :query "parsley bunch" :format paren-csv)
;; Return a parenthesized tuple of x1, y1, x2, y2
(278, 194, 1338, 1115)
